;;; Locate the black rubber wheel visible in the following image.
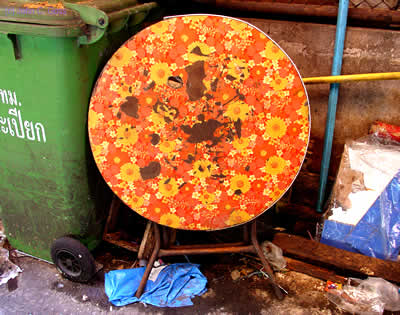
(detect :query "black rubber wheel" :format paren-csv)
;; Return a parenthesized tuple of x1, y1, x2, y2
(51, 237, 96, 283)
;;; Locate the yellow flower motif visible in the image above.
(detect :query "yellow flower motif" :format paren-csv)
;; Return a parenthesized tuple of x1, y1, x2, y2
(270, 74, 289, 91)
(227, 58, 249, 81)
(229, 19, 247, 32)
(160, 32, 172, 43)
(121, 194, 131, 205)
(232, 137, 250, 151)
(143, 95, 156, 106)
(271, 188, 283, 200)
(297, 103, 309, 119)
(88, 110, 99, 130)
(159, 213, 181, 229)
(91, 144, 103, 160)
(135, 207, 147, 216)
(159, 140, 176, 153)
(226, 210, 252, 226)
(192, 160, 215, 178)
(150, 112, 166, 128)
(180, 33, 190, 43)
(187, 42, 211, 62)
(120, 163, 141, 182)
(130, 195, 144, 209)
(150, 21, 169, 35)
(221, 92, 231, 102)
(109, 46, 133, 68)
(116, 124, 138, 146)
(159, 178, 179, 197)
(150, 62, 172, 86)
(224, 40, 233, 51)
(264, 41, 285, 60)
(118, 85, 132, 99)
(265, 156, 286, 175)
(230, 174, 251, 194)
(188, 41, 212, 55)
(225, 100, 249, 122)
(265, 117, 287, 138)
(199, 191, 215, 205)
(119, 181, 129, 190)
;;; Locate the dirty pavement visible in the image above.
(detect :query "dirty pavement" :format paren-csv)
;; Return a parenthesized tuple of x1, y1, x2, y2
(0, 246, 341, 315)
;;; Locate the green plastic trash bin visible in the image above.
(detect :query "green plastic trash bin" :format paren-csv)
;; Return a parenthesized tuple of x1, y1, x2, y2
(0, 0, 157, 281)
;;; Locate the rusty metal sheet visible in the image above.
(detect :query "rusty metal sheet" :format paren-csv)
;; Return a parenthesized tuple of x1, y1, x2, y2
(88, 15, 310, 231)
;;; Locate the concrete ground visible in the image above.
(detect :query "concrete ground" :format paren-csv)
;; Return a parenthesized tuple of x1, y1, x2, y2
(0, 247, 345, 315)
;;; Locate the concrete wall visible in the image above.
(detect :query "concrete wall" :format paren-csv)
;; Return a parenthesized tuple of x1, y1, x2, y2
(246, 18, 400, 173)
(243, 18, 400, 206)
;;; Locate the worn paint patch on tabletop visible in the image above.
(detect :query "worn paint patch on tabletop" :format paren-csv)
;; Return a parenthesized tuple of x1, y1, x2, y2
(88, 15, 310, 231)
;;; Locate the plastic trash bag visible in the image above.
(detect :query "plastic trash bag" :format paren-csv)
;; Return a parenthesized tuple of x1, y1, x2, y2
(0, 248, 22, 286)
(105, 263, 207, 307)
(363, 278, 400, 312)
(261, 241, 287, 271)
(321, 134, 400, 261)
(327, 277, 400, 315)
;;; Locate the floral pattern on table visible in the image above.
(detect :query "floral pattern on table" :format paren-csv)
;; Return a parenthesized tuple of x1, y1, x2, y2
(88, 15, 310, 230)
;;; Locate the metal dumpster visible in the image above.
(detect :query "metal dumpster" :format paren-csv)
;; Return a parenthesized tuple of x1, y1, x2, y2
(0, 0, 157, 281)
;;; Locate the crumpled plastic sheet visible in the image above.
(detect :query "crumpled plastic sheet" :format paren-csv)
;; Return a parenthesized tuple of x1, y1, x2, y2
(327, 277, 400, 315)
(0, 247, 22, 286)
(105, 263, 207, 307)
(261, 240, 287, 271)
(321, 135, 400, 261)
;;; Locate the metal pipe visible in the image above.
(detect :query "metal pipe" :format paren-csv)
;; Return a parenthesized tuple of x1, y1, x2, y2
(159, 245, 255, 256)
(316, 0, 349, 213)
(304, 72, 400, 84)
(167, 242, 248, 249)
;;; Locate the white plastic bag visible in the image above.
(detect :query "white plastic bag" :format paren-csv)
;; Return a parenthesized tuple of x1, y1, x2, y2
(0, 248, 22, 286)
(327, 277, 400, 315)
(261, 241, 286, 271)
(359, 278, 400, 312)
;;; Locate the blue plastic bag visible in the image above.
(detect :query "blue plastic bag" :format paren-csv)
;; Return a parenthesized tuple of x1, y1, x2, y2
(322, 171, 400, 260)
(105, 263, 207, 307)
(321, 136, 400, 261)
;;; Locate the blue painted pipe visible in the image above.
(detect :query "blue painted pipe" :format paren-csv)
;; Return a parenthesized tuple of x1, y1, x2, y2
(316, 0, 349, 213)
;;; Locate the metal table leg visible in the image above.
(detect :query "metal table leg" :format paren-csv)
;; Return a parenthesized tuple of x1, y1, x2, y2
(250, 221, 284, 300)
(134, 220, 285, 300)
(135, 223, 161, 298)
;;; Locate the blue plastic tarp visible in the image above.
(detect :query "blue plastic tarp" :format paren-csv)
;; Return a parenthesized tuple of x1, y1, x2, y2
(105, 263, 207, 307)
(322, 170, 400, 261)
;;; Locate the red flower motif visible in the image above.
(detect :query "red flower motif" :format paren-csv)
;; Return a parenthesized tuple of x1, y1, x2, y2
(287, 123, 302, 138)
(88, 15, 310, 231)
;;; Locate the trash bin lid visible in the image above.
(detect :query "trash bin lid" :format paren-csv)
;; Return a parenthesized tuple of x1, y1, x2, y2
(88, 15, 310, 231)
(0, 0, 157, 40)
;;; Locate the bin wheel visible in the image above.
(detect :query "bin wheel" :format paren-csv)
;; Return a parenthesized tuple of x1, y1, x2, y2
(51, 237, 96, 283)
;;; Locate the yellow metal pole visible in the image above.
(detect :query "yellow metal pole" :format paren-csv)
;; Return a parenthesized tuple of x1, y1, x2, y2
(303, 72, 400, 84)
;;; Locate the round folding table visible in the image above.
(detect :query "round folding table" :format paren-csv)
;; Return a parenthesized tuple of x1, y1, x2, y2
(88, 14, 310, 299)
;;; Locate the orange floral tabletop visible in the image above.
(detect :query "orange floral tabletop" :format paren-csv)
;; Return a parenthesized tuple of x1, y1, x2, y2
(88, 15, 310, 231)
